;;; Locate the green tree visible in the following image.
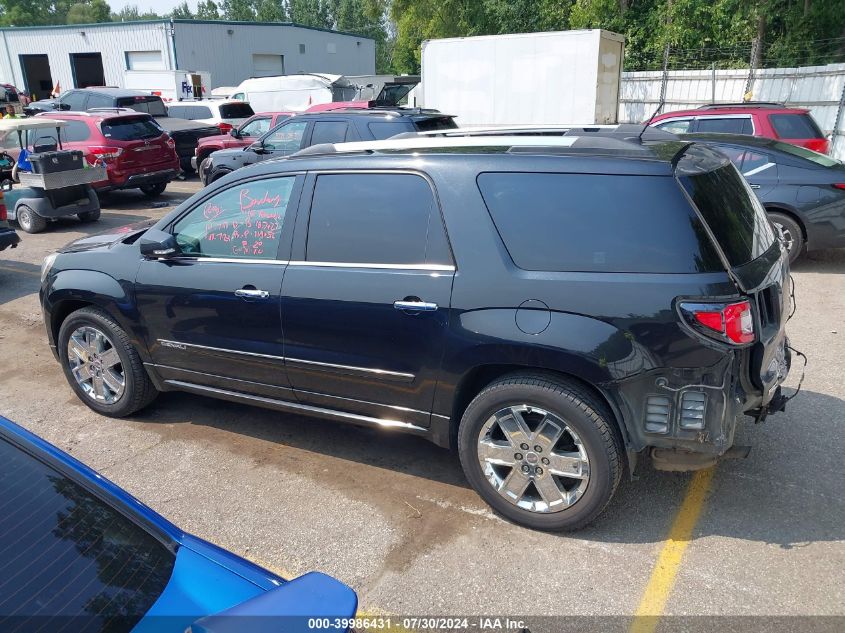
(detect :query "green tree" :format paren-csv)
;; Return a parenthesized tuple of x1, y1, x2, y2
(256, 0, 286, 22)
(288, 0, 332, 28)
(110, 4, 161, 21)
(65, 0, 111, 23)
(195, 0, 220, 19)
(170, 0, 193, 18)
(221, 0, 256, 20)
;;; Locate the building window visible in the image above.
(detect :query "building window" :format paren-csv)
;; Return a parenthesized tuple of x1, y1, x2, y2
(299, 44, 306, 54)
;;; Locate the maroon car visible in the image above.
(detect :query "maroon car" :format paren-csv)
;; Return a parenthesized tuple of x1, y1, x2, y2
(193, 111, 291, 179)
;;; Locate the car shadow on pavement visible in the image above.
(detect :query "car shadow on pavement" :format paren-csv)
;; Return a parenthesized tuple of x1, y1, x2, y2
(97, 189, 188, 211)
(0, 260, 40, 305)
(133, 387, 845, 547)
(792, 248, 845, 274)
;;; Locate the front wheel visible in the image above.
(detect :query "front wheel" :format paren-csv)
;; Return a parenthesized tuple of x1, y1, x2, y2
(77, 208, 100, 223)
(139, 182, 167, 198)
(58, 307, 158, 417)
(458, 373, 623, 531)
(768, 212, 804, 264)
(16, 204, 47, 234)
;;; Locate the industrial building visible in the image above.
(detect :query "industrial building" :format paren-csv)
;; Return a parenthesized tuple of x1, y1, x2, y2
(0, 19, 376, 100)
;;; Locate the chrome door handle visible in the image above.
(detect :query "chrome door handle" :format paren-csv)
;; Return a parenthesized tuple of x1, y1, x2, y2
(749, 184, 761, 189)
(235, 288, 269, 299)
(394, 300, 438, 312)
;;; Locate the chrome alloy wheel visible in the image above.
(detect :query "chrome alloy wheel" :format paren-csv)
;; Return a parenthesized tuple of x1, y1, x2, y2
(67, 326, 125, 404)
(476, 405, 590, 513)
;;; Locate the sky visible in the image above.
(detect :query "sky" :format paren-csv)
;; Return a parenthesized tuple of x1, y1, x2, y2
(112, 0, 197, 15)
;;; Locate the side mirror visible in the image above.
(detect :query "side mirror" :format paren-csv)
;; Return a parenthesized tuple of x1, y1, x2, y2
(57, 102, 70, 111)
(139, 229, 179, 259)
(248, 142, 266, 154)
(229, 128, 241, 139)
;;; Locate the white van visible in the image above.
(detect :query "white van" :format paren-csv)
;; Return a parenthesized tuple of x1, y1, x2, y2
(230, 74, 419, 112)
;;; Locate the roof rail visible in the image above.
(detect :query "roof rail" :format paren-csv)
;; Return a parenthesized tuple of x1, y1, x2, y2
(697, 102, 786, 110)
(408, 124, 679, 142)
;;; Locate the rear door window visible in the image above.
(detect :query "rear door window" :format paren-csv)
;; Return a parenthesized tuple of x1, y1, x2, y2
(102, 116, 162, 141)
(87, 93, 114, 110)
(477, 172, 722, 273)
(695, 117, 753, 134)
(306, 173, 451, 266)
(0, 437, 174, 632)
(769, 113, 823, 139)
(677, 148, 776, 266)
(60, 91, 88, 111)
(219, 103, 254, 119)
(309, 121, 349, 145)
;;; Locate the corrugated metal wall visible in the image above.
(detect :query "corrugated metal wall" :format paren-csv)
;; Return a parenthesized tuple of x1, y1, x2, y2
(0, 22, 171, 98)
(619, 63, 845, 159)
(174, 22, 376, 88)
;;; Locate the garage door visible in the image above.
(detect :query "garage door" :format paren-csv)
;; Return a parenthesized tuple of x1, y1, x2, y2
(126, 51, 165, 71)
(252, 54, 285, 77)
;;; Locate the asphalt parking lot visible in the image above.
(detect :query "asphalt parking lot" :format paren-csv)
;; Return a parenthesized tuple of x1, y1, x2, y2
(1, 178, 843, 630)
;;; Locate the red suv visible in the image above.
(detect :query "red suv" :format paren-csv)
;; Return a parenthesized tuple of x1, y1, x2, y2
(193, 111, 291, 179)
(650, 103, 829, 154)
(35, 111, 180, 197)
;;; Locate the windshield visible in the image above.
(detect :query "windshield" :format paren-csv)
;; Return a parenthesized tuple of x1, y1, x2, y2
(101, 116, 163, 141)
(678, 147, 776, 267)
(0, 437, 175, 632)
(116, 96, 168, 117)
(770, 140, 842, 168)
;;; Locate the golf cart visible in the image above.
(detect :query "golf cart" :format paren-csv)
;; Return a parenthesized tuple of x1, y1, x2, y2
(0, 118, 104, 233)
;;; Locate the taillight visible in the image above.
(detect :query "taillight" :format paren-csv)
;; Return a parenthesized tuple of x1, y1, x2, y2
(87, 146, 123, 164)
(217, 122, 233, 134)
(805, 138, 829, 154)
(833, 183, 845, 191)
(0, 202, 6, 221)
(165, 136, 176, 150)
(678, 300, 755, 345)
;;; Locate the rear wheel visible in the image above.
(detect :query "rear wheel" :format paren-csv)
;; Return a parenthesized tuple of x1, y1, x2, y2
(197, 156, 211, 182)
(209, 168, 231, 184)
(140, 182, 167, 198)
(16, 204, 47, 234)
(58, 307, 158, 417)
(768, 212, 804, 264)
(77, 208, 100, 223)
(458, 373, 623, 531)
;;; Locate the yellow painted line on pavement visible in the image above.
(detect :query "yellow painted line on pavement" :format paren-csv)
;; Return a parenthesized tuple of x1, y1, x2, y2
(630, 467, 716, 633)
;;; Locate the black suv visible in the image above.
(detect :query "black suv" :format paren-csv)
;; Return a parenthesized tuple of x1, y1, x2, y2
(40, 135, 791, 530)
(28, 88, 219, 173)
(201, 108, 456, 185)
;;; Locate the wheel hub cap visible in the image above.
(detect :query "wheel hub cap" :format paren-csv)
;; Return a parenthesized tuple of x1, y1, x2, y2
(477, 405, 590, 514)
(67, 326, 125, 404)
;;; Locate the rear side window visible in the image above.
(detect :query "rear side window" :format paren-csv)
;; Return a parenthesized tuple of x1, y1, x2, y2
(87, 93, 114, 110)
(413, 116, 457, 132)
(477, 172, 722, 273)
(116, 97, 167, 117)
(219, 103, 254, 119)
(101, 116, 162, 140)
(656, 119, 693, 134)
(191, 105, 213, 119)
(310, 121, 348, 145)
(769, 113, 823, 139)
(167, 105, 191, 119)
(306, 173, 451, 266)
(368, 121, 413, 140)
(679, 162, 776, 267)
(696, 117, 753, 134)
(31, 120, 91, 146)
(0, 437, 174, 632)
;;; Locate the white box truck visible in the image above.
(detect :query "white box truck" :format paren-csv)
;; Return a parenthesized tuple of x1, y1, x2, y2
(124, 70, 212, 102)
(420, 30, 625, 126)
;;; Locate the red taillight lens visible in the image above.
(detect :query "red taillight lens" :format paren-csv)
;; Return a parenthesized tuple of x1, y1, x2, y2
(679, 300, 755, 345)
(0, 202, 6, 222)
(87, 146, 123, 164)
(833, 183, 845, 191)
(217, 122, 233, 134)
(165, 136, 175, 150)
(805, 138, 829, 154)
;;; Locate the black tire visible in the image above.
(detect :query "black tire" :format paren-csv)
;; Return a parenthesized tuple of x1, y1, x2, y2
(197, 156, 211, 182)
(139, 182, 167, 198)
(458, 373, 623, 531)
(77, 208, 101, 223)
(768, 212, 804, 264)
(209, 168, 231, 184)
(16, 204, 47, 234)
(57, 306, 158, 417)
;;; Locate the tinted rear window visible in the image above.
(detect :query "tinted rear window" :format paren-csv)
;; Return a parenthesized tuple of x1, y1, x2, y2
(101, 116, 162, 141)
(368, 121, 413, 140)
(219, 103, 254, 119)
(116, 96, 167, 117)
(413, 116, 457, 132)
(678, 160, 776, 267)
(477, 172, 722, 273)
(769, 113, 823, 139)
(696, 117, 753, 134)
(0, 437, 174, 631)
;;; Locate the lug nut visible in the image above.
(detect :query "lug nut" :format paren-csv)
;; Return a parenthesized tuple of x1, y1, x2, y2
(536, 467, 544, 475)
(541, 457, 550, 465)
(515, 453, 523, 461)
(521, 465, 530, 473)
(534, 445, 543, 453)
(520, 443, 529, 451)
